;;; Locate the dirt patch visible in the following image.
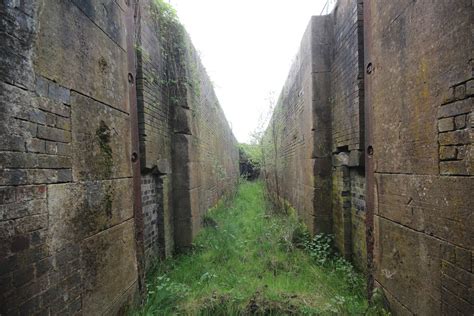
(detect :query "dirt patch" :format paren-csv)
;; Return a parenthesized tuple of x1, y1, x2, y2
(245, 292, 300, 315)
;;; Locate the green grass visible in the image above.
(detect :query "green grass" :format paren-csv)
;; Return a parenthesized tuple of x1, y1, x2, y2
(135, 181, 387, 315)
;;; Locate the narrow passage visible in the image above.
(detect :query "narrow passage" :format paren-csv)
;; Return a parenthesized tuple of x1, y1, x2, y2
(137, 181, 383, 315)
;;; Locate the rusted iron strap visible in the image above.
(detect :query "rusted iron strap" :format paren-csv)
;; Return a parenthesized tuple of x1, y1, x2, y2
(124, 0, 146, 298)
(363, 0, 375, 300)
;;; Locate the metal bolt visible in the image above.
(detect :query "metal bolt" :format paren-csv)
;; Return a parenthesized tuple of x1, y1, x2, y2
(366, 63, 373, 75)
(131, 152, 138, 162)
(367, 145, 374, 156)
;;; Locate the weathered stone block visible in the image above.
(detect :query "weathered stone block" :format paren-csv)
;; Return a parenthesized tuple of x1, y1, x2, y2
(10, 235, 30, 253)
(440, 274, 471, 307)
(442, 86, 455, 104)
(15, 214, 48, 234)
(0, 169, 27, 186)
(156, 159, 171, 174)
(174, 107, 192, 135)
(439, 161, 470, 176)
(19, 296, 40, 316)
(45, 141, 71, 156)
(454, 247, 471, 272)
(48, 81, 70, 105)
(54, 116, 71, 131)
(0, 255, 17, 277)
(0, 135, 26, 152)
(0, 187, 16, 205)
(37, 126, 70, 143)
(12, 265, 35, 287)
(37, 97, 70, 118)
(46, 112, 56, 127)
(173, 217, 193, 250)
(70, 92, 131, 181)
(441, 260, 473, 294)
(0, 199, 46, 221)
(311, 16, 333, 73)
(29, 109, 47, 125)
(375, 216, 441, 315)
(376, 174, 472, 248)
(349, 150, 364, 167)
(37, 155, 71, 169)
(454, 84, 466, 100)
(466, 80, 474, 96)
(17, 121, 37, 137)
(439, 146, 457, 160)
(438, 117, 454, 132)
(30, 230, 47, 247)
(441, 287, 472, 315)
(441, 242, 456, 263)
(57, 169, 73, 183)
(454, 114, 467, 129)
(35, 258, 53, 277)
(34, 0, 129, 112)
(81, 221, 137, 315)
(0, 4, 38, 90)
(71, 0, 126, 49)
(456, 145, 468, 160)
(35, 76, 49, 97)
(173, 133, 192, 162)
(17, 186, 46, 205)
(438, 129, 471, 146)
(26, 138, 46, 154)
(437, 98, 473, 118)
(333, 151, 349, 167)
(47, 178, 134, 251)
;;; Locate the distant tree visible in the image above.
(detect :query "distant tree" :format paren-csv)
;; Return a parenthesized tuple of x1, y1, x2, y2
(238, 143, 261, 180)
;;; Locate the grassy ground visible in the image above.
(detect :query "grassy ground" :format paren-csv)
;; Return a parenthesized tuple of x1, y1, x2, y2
(135, 181, 386, 315)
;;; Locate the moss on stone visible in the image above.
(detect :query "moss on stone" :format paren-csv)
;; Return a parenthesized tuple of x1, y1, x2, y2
(95, 120, 113, 179)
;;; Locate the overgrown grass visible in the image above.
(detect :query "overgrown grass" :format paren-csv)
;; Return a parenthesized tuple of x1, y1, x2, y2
(135, 181, 388, 315)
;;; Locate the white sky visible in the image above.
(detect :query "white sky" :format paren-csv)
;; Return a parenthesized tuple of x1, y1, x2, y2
(169, 0, 330, 143)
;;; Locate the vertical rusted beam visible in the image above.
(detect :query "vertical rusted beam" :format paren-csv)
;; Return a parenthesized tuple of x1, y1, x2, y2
(363, 0, 375, 301)
(124, 0, 146, 297)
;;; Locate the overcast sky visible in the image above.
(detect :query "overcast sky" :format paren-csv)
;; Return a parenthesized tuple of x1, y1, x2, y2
(169, 0, 331, 143)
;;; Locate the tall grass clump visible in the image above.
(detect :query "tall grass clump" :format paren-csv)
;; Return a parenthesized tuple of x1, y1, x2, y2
(134, 181, 389, 315)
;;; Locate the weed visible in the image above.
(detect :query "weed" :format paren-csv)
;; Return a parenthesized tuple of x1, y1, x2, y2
(304, 233, 335, 266)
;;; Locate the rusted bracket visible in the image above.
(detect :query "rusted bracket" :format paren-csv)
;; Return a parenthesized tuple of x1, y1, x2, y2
(124, 0, 146, 298)
(363, 0, 375, 301)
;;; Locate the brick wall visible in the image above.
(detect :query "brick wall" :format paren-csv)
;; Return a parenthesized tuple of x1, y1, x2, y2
(0, 0, 239, 313)
(136, 0, 239, 251)
(136, 0, 175, 267)
(365, 0, 473, 314)
(262, 0, 366, 269)
(330, 0, 366, 271)
(0, 1, 138, 315)
(264, 2, 472, 314)
(262, 16, 333, 234)
(141, 174, 173, 267)
(172, 31, 240, 248)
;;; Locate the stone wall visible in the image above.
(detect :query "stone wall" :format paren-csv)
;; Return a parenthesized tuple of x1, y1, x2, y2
(365, 0, 473, 314)
(262, 16, 333, 234)
(330, 0, 366, 271)
(263, 0, 473, 314)
(172, 30, 240, 248)
(0, 1, 138, 314)
(0, 0, 238, 314)
(136, 0, 176, 268)
(136, 0, 239, 252)
(262, 0, 366, 269)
